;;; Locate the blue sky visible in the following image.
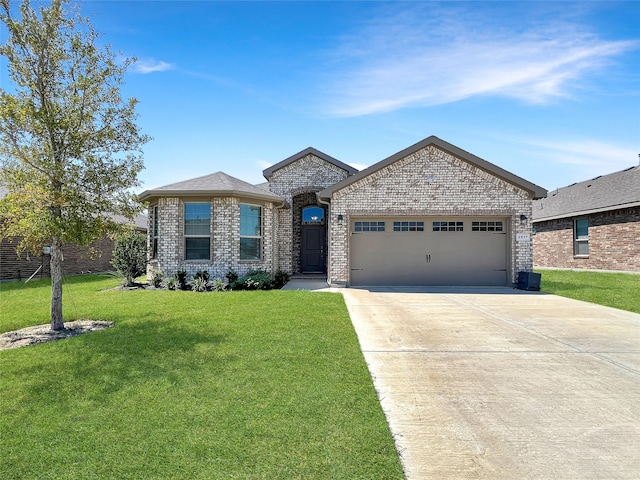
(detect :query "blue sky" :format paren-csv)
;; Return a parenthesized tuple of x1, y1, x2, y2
(6, 1, 640, 192)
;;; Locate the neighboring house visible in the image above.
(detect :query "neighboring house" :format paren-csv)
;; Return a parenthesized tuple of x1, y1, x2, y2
(532, 166, 640, 272)
(0, 184, 147, 281)
(139, 135, 546, 287)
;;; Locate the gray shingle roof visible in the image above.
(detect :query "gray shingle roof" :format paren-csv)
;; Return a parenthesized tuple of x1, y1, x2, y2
(532, 165, 640, 222)
(138, 171, 284, 203)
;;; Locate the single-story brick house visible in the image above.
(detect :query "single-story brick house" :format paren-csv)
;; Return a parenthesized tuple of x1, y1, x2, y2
(532, 165, 639, 272)
(139, 135, 547, 287)
(0, 185, 147, 281)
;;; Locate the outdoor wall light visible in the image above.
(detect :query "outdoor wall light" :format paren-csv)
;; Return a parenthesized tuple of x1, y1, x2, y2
(520, 214, 528, 222)
(337, 214, 344, 225)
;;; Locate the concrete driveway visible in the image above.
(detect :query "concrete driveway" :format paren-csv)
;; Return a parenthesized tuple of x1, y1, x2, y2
(341, 287, 640, 480)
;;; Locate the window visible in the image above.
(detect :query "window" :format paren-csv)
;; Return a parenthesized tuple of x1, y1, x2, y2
(472, 221, 503, 232)
(240, 204, 262, 260)
(393, 221, 424, 232)
(151, 205, 159, 259)
(354, 221, 385, 232)
(184, 203, 211, 260)
(574, 217, 589, 256)
(433, 221, 464, 232)
(303, 206, 325, 225)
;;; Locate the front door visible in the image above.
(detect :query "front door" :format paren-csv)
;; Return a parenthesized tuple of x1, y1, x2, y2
(301, 206, 327, 273)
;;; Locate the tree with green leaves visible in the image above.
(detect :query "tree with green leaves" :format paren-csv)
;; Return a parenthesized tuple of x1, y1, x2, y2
(0, 0, 150, 330)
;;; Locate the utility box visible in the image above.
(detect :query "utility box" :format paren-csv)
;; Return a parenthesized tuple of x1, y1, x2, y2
(517, 271, 541, 291)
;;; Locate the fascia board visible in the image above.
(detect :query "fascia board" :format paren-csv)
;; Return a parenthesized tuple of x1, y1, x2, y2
(138, 189, 283, 204)
(532, 200, 640, 223)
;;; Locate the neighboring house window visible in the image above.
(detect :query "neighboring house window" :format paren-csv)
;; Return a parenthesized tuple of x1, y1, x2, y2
(240, 204, 262, 260)
(152, 205, 159, 259)
(184, 203, 211, 260)
(574, 217, 589, 256)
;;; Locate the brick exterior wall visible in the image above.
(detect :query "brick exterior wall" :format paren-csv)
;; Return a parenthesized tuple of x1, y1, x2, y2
(533, 207, 640, 272)
(148, 196, 275, 281)
(267, 154, 353, 275)
(327, 145, 534, 285)
(1, 236, 116, 281)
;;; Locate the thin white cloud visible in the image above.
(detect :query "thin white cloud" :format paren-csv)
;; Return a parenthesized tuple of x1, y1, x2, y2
(131, 59, 175, 74)
(324, 4, 638, 117)
(525, 137, 637, 177)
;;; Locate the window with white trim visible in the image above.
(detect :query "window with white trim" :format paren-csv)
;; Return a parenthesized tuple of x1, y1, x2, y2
(184, 203, 211, 260)
(240, 204, 262, 260)
(574, 217, 589, 256)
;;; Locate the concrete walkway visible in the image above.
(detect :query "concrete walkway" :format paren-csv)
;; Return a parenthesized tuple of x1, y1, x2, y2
(341, 287, 640, 479)
(280, 277, 338, 292)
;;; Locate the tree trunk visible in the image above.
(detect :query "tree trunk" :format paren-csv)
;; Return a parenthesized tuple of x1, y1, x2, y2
(50, 237, 64, 331)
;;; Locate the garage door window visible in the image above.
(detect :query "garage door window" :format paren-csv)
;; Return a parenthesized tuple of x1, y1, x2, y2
(354, 221, 385, 232)
(393, 221, 424, 232)
(433, 221, 464, 232)
(472, 221, 503, 232)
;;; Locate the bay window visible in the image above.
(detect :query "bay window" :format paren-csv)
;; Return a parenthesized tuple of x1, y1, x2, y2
(184, 202, 211, 260)
(240, 204, 262, 260)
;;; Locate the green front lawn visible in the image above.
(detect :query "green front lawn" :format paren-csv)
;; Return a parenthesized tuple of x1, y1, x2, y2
(0, 276, 405, 479)
(536, 269, 640, 314)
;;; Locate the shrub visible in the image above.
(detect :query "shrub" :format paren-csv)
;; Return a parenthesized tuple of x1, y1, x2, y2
(194, 270, 210, 282)
(225, 270, 238, 284)
(150, 268, 164, 288)
(211, 279, 226, 292)
(176, 270, 188, 290)
(234, 269, 273, 290)
(191, 276, 209, 292)
(164, 276, 177, 290)
(111, 232, 147, 287)
(273, 270, 291, 289)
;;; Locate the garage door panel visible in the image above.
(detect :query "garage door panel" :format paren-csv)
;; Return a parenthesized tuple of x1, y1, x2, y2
(350, 218, 508, 286)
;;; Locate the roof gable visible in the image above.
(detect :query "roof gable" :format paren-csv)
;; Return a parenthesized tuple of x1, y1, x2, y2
(319, 136, 547, 200)
(138, 171, 283, 203)
(262, 147, 358, 180)
(532, 165, 640, 221)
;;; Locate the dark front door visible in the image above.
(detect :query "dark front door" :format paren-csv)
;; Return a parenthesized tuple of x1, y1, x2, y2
(301, 225, 326, 273)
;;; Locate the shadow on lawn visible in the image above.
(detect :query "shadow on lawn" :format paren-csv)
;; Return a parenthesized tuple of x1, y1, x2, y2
(15, 319, 231, 405)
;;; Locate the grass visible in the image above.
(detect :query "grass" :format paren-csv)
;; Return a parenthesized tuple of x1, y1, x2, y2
(536, 269, 640, 314)
(0, 275, 405, 479)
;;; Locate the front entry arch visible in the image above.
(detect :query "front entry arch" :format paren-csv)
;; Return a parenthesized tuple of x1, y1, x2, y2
(301, 206, 327, 273)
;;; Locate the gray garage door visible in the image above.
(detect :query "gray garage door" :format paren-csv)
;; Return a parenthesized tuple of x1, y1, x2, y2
(350, 217, 509, 286)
